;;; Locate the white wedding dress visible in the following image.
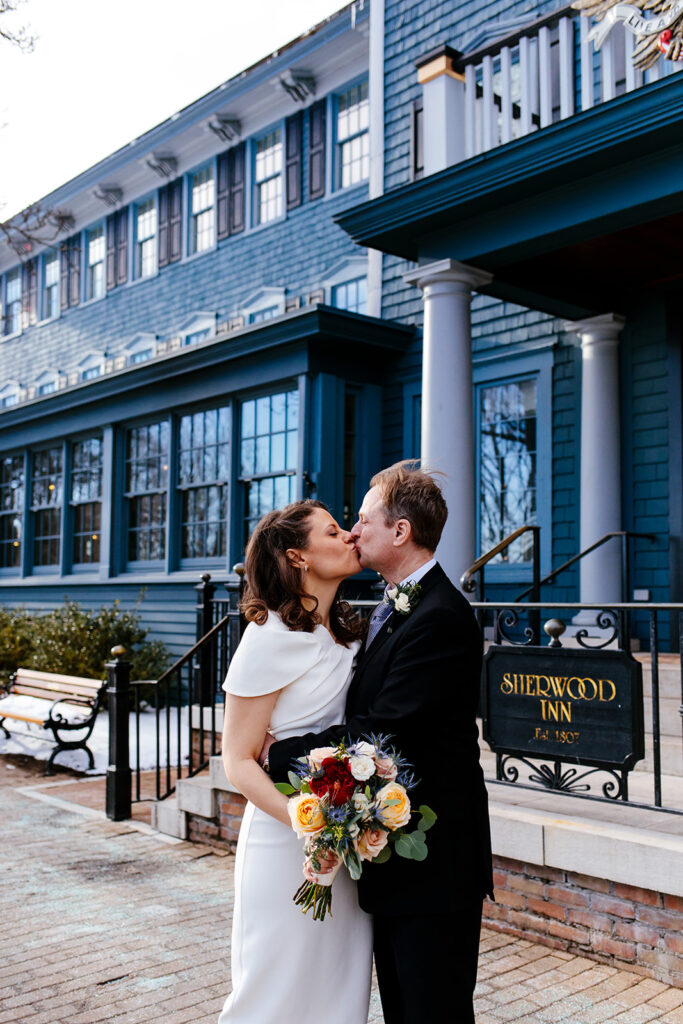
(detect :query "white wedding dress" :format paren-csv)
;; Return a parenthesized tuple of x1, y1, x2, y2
(217, 611, 373, 1024)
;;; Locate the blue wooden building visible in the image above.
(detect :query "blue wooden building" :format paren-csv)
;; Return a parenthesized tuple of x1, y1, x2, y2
(1, 0, 681, 655)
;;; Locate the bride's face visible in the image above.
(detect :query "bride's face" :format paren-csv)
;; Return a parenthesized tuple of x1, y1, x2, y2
(295, 507, 360, 582)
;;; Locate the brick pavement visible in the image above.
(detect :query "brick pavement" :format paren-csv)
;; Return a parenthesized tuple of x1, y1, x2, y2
(1, 756, 682, 1024)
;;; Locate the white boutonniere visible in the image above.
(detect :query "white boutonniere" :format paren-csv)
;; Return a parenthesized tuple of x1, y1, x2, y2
(384, 581, 422, 618)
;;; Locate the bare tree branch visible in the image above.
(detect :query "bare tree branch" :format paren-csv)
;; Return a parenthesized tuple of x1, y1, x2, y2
(0, 0, 36, 53)
(0, 203, 74, 259)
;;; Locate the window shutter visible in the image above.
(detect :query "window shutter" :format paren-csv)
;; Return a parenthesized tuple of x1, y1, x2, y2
(169, 179, 182, 263)
(229, 143, 245, 235)
(309, 100, 326, 201)
(158, 185, 170, 267)
(217, 152, 230, 240)
(116, 209, 128, 285)
(60, 242, 70, 310)
(286, 112, 302, 210)
(22, 259, 38, 327)
(106, 214, 117, 290)
(69, 236, 81, 307)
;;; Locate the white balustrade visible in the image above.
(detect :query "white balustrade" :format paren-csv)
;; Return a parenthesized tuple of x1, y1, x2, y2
(454, 7, 681, 162)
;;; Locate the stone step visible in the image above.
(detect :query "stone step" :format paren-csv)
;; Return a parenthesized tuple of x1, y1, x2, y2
(634, 735, 683, 777)
(150, 795, 188, 840)
(209, 754, 240, 793)
(176, 773, 216, 819)
(643, 697, 681, 738)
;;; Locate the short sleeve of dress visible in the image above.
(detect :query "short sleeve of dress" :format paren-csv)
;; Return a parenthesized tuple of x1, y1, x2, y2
(222, 612, 324, 697)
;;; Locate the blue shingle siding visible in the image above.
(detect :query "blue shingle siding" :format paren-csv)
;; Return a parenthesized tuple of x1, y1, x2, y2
(0, 182, 368, 387)
(549, 341, 580, 601)
(0, 583, 197, 660)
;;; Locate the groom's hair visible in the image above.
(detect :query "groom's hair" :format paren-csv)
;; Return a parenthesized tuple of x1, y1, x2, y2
(370, 460, 447, 552)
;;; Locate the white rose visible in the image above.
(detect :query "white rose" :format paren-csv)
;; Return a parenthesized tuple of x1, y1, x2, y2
(349, 754, 375, 781)
(386, 586, 398, 601)
(348, 822, 360, 839)
(306, 746, 337, 769)
(349, 740, 376, 759)
(394, 592, 411, 613)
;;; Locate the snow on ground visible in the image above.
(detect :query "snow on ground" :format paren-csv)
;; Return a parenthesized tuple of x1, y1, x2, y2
(0, 698, 189, 774)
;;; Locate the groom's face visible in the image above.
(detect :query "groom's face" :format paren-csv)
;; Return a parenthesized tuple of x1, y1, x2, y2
(350, 487, 396, 571)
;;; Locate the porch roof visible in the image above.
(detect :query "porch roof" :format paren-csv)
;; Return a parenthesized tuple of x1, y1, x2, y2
(336, 74, 683, 320)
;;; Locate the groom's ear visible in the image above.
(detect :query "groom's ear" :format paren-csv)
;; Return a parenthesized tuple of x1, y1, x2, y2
(392, 518, 412, 547)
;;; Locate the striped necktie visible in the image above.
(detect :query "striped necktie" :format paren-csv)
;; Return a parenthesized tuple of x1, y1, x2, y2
(366, 587, 393, 647)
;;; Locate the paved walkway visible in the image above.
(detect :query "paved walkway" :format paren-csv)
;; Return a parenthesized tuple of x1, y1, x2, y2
(1, 756, 682, 1024)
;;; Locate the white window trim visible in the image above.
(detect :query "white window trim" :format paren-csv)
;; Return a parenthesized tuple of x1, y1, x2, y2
(76, 350, 106, 383)
(175, 311, 217, 348)
(321, 257, 368, 307)
(241, 287, 285, 324)
(0, 380, 21, 408)
(125, 332, 158, 365)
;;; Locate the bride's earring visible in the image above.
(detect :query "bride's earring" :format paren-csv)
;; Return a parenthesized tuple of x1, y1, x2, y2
(303, 563, 309, 573)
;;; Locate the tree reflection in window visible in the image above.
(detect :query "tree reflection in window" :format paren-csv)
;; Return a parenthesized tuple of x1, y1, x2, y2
(240, 389, 299, 543)
(479, 378, 537, 563)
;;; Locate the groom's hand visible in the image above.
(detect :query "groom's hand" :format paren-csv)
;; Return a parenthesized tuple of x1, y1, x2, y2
(258, 731, 276, 768)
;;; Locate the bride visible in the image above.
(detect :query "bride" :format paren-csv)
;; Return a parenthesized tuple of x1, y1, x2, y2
(217, 499, 373, 1024)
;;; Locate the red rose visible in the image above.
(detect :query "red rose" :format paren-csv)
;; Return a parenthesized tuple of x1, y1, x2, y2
(310, 757, 356, 806)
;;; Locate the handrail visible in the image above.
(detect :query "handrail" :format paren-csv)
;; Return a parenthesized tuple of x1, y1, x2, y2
(460, 525, 540, 594)
(454, 3, 574, 71)
(515, 531, 656, 601)
(155, 611, 234, 687)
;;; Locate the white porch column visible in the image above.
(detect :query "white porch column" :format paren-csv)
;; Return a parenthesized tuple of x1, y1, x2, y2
(416, 45, 466, 175)
(404, 259, 493, 584)
(565, 313, 625, 607)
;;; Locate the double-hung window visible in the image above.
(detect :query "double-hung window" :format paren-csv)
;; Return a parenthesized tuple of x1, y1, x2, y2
(43, 252, 60, 319)
(87, 226, 105, 300)
(254, 130, 283, 225)
(240, 389, 299, 542)
(190, 166, 215, 254)
(331, 277, 367, 315)
(4, 270, 21, 334)
(31, 447, 63, 568)
(71, 437, 102, 565)
(178, 407, 230, 560)
(337, 82, 369, 188)
(0, 454, 24, 569)
(125, 422, 169, 563)
(136, 199, 157, 277)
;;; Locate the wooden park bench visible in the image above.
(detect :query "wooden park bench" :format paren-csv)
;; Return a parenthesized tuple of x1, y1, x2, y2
(0, 668, 107, 774)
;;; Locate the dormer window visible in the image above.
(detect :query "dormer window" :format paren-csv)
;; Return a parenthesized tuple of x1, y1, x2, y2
(322, 257, 368, 315)
(78, 352, 105, 382)
(126, 333, 157, 366)
(35, 371, 59, 397)
(242, 288, 285, 325)
(0, 383, 20, 409)
(176, 312, 216, 349)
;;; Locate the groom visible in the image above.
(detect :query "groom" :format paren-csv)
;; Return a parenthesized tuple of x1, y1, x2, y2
(264, 461, 493, 1024)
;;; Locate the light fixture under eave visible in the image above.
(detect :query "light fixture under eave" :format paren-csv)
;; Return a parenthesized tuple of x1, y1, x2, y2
(207, 116, 241, 143)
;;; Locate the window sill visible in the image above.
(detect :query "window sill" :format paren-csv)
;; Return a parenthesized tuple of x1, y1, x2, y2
(1, 330, 22, 342)
(81, 294, 106, 309)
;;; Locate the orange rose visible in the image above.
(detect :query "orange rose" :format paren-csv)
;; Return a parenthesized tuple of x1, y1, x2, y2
(288, 793, 326, 838)
(375, 782, 411, 830)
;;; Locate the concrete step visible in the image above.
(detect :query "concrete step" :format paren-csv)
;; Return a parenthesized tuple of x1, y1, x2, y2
(150, 796, 188, 840)
(643, 697, 681, 738)
(634, 735, 683, 777)
(209, 754, 240, 793)
(176, 773, 216, 819)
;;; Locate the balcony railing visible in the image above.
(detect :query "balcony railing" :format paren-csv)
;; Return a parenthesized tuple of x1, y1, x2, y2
(451, 4, 683, 160)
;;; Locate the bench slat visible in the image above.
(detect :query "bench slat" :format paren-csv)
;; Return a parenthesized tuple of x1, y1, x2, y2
(11, 685, 95, 704)
(14, 669, 102, 689)
(0, 710, 47, 725)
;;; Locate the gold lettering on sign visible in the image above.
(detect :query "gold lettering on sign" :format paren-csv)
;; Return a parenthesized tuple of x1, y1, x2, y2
(599, 678, 617, 702)
(540, 699, 572, 722)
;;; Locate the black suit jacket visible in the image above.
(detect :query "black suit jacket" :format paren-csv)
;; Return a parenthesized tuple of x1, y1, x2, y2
(269, 564, 494, 916)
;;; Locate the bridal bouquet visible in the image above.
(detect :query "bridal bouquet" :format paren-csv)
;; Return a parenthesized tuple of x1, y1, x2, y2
(276, 735, 436, 921)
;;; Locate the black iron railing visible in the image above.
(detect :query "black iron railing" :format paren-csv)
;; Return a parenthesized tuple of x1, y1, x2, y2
(106, 579, 681, 822)
(473, 601, 683, 815)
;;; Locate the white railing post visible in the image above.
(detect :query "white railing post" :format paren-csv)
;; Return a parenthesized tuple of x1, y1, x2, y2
(416, 45, 467, 175)
(482, 54, 497, 150)
(538, 26, 553, 127)
(464, 63, 477, 157)
(580, 16, 594, 111)
(500, 45, 513, 143)
(601, 33, 616, 102)
(519, 35, 534, 134)
(558, 17, 575, 118)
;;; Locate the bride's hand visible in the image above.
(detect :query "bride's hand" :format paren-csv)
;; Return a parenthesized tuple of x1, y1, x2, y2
(258, 730, 276, 768)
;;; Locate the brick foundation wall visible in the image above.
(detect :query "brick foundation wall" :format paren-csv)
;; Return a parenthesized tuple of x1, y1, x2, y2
(486, 855, 682, 987)
(187, 792, 247, 851)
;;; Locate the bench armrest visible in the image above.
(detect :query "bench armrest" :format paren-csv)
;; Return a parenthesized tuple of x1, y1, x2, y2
(47, 695, 97, 727)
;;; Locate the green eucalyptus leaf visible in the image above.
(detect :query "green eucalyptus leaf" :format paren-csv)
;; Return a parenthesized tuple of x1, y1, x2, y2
(417, 805, 438, 831)
(344, 848, 363, 881)
(287, 771, 303, 791)
(372, 845, 392, 864)
(395, 831, 428, 861)
(274, 782, 296, 795)
(300, 780, 312, 794)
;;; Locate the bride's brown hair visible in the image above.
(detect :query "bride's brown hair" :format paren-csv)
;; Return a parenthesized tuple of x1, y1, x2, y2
(241, 499, 365, 645)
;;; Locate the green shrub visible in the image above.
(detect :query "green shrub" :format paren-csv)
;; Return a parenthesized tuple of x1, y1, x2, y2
(0, 594, 169, 688)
